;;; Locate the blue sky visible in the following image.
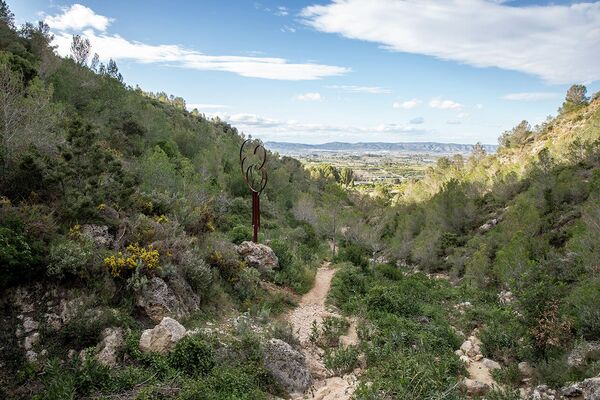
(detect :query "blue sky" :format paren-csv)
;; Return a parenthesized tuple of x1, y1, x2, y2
(8, 0, 600, 144)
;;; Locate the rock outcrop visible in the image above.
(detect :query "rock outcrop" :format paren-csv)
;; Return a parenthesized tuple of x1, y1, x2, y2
(95, 327, 124, 367)
(263, 338, 312, 394)
(567, 341, 600, 369)
(236, 241, 279, 273)
(137, 277, 188, 322)
(139, 317, 187, 354)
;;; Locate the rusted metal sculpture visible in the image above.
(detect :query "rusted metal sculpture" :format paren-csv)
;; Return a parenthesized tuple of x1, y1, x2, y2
(239, 139, 268, 243)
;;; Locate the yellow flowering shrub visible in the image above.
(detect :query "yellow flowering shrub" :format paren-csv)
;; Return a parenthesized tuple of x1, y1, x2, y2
(104, 243, 160, 277)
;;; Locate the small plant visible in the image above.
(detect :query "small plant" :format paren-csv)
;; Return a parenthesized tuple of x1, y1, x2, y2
(169, 334, 215, 376)
(324, 346, 359, 375)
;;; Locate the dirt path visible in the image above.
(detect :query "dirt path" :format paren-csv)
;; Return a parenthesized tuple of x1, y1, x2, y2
(288, 264, 359, 400)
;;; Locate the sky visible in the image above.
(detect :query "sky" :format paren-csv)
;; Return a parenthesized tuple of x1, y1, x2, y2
(8, 0, 600, 144)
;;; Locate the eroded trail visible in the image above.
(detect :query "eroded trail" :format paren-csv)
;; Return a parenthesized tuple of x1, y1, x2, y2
(288, 264, 359, 400)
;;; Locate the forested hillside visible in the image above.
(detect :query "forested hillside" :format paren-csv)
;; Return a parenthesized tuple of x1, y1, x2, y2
(2, 2, 600, 399)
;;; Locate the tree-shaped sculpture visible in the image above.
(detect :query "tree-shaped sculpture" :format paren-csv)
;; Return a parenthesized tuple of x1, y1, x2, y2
(239, 139, 268, 242)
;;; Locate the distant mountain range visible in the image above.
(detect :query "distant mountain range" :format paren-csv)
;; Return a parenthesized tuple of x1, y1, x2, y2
(265, 141, 498, 154)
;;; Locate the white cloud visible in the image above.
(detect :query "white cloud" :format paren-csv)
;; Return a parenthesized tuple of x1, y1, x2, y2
(275, 6, 289, 16)
(51, 30, 349, 80)
(410, 117, 425, 124)
(327, 85, 391, 94)
(475, 104, 484, 109)
(302, 0, 600, 84)
(45, 4, 112, 31)
(295, 92, 323, 101)
(447, 120, 462, 125)
(456, 112, 470, 119)
(429, 98, 463, 110)
(186, 103, 229, 110)
(393, 98, 421, 109)
(281, 25, 296, 33)
(502, 92, 560, 101)
(208, 112, 425, 136)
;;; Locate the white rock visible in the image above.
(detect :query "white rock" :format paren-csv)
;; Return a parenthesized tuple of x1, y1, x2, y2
(24, 332, 40, 351)
(482, 358, 501, 370)
(463, 378, 490, 396)
(460, 340, 473, 354)
(23, 317, 39, 333)
(460, 355, 470, 364)
(139, 317, 187, 354)
(95, 327, 124, 367)
(518, 361, 535, 379)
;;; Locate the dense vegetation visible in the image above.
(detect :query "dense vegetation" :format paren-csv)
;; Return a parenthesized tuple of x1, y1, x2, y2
(1, 2, 600, 398)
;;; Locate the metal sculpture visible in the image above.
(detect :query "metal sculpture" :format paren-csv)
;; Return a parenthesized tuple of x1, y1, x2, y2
(239, 139, 268, 243)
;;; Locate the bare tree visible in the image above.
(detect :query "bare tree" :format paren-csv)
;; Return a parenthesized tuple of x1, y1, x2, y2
(70, 35, 91, 66)
(0, 64, 25, 176)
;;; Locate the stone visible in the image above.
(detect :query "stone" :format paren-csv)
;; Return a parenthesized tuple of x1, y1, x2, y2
(26, 350, 38, 363)
(454, 349, 464, 356)
(24, 332, 40, 351)
(562, 377, 600, 400)
(519, 361, 535, 379)
(263, 339, 311, 394)
(482, 358, 501, 370)
(139, 317, 187, 354)
(460, 355, 470, 364)
(498, 290, 515, 304)
(473, 354, 484, 361)
(95, 327, 124, 367)
(81, 224, 113, 248)
(137, 277, 187, 322)
(567, 341, 600, 368)
(463, 378, 489, 396)
(236, 241, 279, 273)
(460, 340, 473, 355)
(22, 316, 39, 333)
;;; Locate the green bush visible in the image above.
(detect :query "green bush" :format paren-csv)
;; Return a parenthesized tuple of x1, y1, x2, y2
(169, 334, 215, 376)
(47, 236, 95, 279)
(366, 285, 421, 317)
(0, 226, 36, 288)
(479, 310, 527, 362)
(566, 277, 600, 339)
(229, 224, 252, 245)
(181, 255, 213, 295)
(324, 346, 359, 375)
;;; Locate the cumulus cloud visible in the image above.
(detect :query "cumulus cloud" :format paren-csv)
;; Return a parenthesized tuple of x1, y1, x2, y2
(502, 92, 560, 101)
(50, 29, 349, 80)
(302, 0, 600, 84)
(275, 6, 289, 16)
(295, 92, 323, 101)
(393, 99, 421, 109)
(327, 85, 391, 94)
(429, 98, 463, 110)
(45, 4, 112, 31)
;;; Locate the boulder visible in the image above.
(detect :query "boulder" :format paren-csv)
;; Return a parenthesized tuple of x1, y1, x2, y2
(263, 339, 311, 394)
(236, 241, 279, 273)
(482, 358, 501, 370)
(562, 377, 600, 400)
(137, 277, 187, 322)
(567, 341, 600, 368)
(139, 317, 187, 354)
(519, 361, 535, 379)
(463, 378, 489, 396)
(95, 327, 124, 367)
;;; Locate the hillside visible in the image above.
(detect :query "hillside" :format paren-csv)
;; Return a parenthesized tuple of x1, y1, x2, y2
(2, 3, 600, 400)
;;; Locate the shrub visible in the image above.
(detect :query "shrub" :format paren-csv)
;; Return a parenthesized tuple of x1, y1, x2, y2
(310, 316, 349, 348)
(480, 309, 527, 362)
(229, 224, 252, 245)
(180, 255, 212, 295)
(169, 334, 215, 376)
(0, 226, 36, 288)
(47, 236, 94, 279)
(103, 243, 160, 278)
(566, 277, 600, 339)
(324, 346, 359, 375)
(366, 284, 421, 317)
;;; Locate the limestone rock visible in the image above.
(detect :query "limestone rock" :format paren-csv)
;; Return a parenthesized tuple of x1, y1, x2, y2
(567, 341, 600, 368)
(81, 224, 113, 248)
(561, 377, 600, 400)
(137, 277, 187, 322)
(139, 317, 187, 354)
(482, 358, 501, 370)
(519, 361, 535, 379)
(263, 339, 311, 394)
(463, 378, 489, 396)
(236, 241, 279, 273)
(95, 327, 124, 367)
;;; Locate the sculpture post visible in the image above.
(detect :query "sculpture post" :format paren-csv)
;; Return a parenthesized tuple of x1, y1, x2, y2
(239, 139, 268, 243)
